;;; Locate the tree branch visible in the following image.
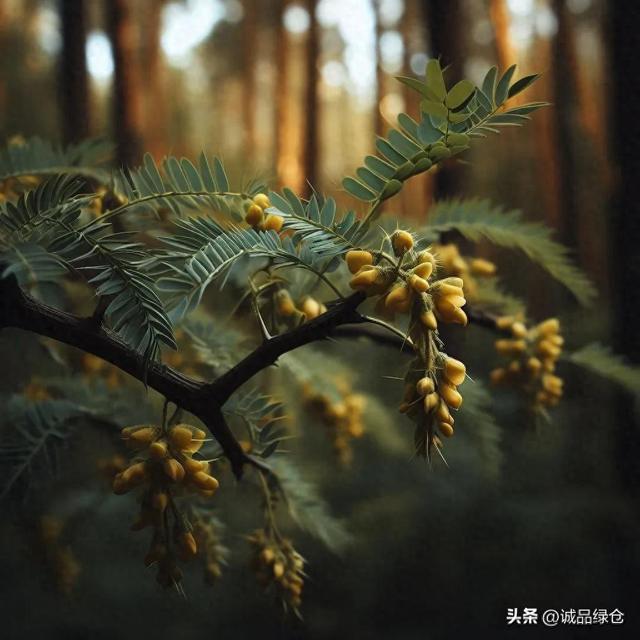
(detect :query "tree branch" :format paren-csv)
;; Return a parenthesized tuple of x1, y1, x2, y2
(0, 273, 367, 477)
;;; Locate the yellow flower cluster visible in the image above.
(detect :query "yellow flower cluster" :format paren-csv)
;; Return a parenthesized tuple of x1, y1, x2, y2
(38, 516, 81, 596)
(400, 356, 466, 439)
(248, 529, 305, 612)
(245, 193, 285, 232)
(113, 423, 219, 587)
(432, 242, 497, 299)
(302, 383, 365, 465)
(192, 517, 228, 586)
(346, 238, 467, 330)
(275, 289, 327, 324)
(490, 316, 564, 410)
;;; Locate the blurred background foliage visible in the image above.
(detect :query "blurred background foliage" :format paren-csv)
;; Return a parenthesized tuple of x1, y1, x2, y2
(1, 0, 639, 638)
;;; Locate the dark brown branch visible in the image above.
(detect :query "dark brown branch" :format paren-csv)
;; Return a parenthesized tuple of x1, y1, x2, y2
(206, 292, 366, 402)
(0, 273, 367, 477)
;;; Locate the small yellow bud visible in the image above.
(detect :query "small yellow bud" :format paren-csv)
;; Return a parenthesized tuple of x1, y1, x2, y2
(391, 230, 414, 256)
(438, 422, 454, 438)
(349, 266, 383, 293)
(275, 290, 296, 317)
(416, 377, 435, 396)
(412, 261, 433, 280)
(345, 250, 374, 274)
(526, 357, 542, 374)
(420, 310, 438, 331)
(253, 193, 271, 209)
(443, 357, 466, 386)
(148, 440, 168, 459)
(179, 532, 198, 559)
(182, 456, 206, 475)
(424, 392, 439, 412)
(260, 548, 275, 565)
(537, 318, 560, 336)
(408, 274, 429, 293)
(168, 425, 194, 450)
(163, 458, 185, 482)
(245, 204, 264, 227)
(192, 471, 219, 493)
(511, 321, 528, 339)
(496, 316, 515, 330)
(440, 382, 463, 410)
(385, 283, 412, 313)
(273, 562, 285, 579)
(470, 258, 497, 277)
(495, 339, 527, 356)
(264, 214, 284, 233)
(300, 296, 322, 320)
(126, 426, 159, 448)
(416, 250, 436, 267)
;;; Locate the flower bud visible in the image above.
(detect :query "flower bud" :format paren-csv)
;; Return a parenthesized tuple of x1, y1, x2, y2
(391, 230, 414, 256)
(408, 274, 429, 293)
(264, 214, 284, 233)
(245, 203, 264, 227)
(253, 193, 271, 209)
(345, 250, 374, 274)
(444, 357, 466, 386)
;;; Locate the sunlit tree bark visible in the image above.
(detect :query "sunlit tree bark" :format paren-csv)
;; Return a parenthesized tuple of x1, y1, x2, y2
(107, 0, 144, 166)
(140, 0, 166, 158)
(302, 0, 319, 195)
(243, 0, 257, 152)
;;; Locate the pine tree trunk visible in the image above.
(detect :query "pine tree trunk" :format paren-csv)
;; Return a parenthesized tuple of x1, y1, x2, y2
(422, 0, 467, 199)
(489, 0, 515, 71)
(243, 0, 257, 152)
(608, 3, 640, 361)
(141, 0, 165, 158)
(302, 0, 319, 195)
(373, 0, 385, 138)
(107, 0, 143, 167)
(274, 0, 290, 187)
(59, 0, 90, 144)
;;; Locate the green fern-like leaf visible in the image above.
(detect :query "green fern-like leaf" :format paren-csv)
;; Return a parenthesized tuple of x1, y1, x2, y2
(471, 278, 527, 317)
(0, 175, 176, 362)
(343, 63, 545, 237)
(0, 396, 89, 500)
(267, 456, 352, 553)
(0, 137, 112, 183)
(569, 344, 640, 395)
(268, 189, 360, 258)
(424, 198, 596, 306)
(158, 217, 342, 320)
(110, 152, 249, 220)
(224, 387, 286, 457)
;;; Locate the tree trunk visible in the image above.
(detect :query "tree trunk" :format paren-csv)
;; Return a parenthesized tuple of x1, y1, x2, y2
(302, 0, 319, 195)
(140, 0, 166, 158)
(242, 0, 257, 152)
(107, 0, 143, 167)
(608, 3, 640, 361)
(422, 0, 467, 199)
(489, 0, 515, 71)
(59, 0, 90, 144)
(373, 0, 385, 138)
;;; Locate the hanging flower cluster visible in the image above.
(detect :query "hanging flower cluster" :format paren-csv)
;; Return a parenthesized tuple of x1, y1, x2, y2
(302, 382, 365, 465)
(245, 193, 285, 232)
(112, 423, 219, 588)
(248, 528, 305, 613)
(490, 316, 564, 410)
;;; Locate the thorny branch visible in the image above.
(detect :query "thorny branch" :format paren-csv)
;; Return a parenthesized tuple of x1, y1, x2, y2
(0, 269, 505, 478)
(0, 271, 366, 478)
